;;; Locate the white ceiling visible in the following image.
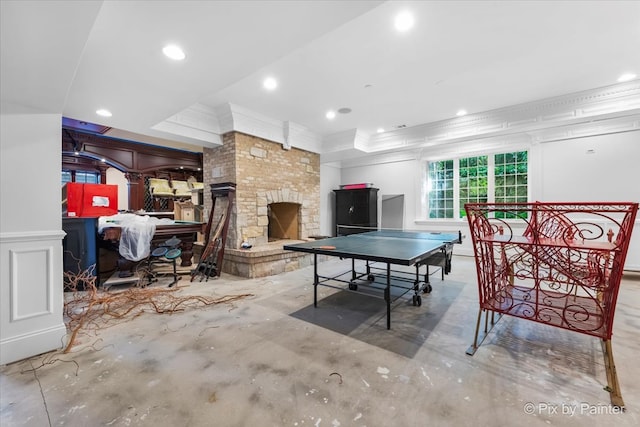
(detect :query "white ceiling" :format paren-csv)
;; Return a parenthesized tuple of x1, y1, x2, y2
(2, 0, 639, 153)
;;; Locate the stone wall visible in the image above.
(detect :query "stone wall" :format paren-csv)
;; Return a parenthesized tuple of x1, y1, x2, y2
(203, 132, 320, 250)
(203, 132, 238, 247)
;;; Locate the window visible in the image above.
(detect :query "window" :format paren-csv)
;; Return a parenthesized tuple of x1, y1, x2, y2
(426, 150, 528, 219)
(459, 156, 488, 218)
(495, 151, 528, 203)
(495, 151, 528, 218)
(75, 171, 99, 184)
(61, 170, 72, 185)
(61, 170, 100, 185)
(427, 160, 454, 218)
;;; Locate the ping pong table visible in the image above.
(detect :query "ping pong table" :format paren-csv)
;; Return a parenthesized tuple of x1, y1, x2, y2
(283, 230, 462, 329)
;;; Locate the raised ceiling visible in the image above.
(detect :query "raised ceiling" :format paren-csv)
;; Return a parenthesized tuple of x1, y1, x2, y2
(2, 1, 639, 155)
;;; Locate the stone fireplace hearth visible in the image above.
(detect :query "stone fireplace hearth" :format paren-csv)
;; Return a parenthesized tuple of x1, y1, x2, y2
(203, 132, 321, 278)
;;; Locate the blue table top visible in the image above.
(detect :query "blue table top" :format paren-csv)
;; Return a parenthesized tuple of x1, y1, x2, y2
(283, 230, 461, 265)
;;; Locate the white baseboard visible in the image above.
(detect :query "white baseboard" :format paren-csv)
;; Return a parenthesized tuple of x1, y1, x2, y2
(0, 323, 67, 365)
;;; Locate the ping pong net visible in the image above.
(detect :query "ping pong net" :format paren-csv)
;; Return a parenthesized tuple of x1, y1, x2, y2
(336, 225, 460, 242)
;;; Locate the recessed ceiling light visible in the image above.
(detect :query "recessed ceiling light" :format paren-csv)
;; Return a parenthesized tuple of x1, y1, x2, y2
(263, 77, 278, 90)
(377, 128, 385, 133)
(96, 109, 112, 117)
(456, 109, 467, 117)
(163, 44, 186, 61)
(618, 73, 637, 82)
(394, 11, 414, 32)
(326, 110, 336, 120)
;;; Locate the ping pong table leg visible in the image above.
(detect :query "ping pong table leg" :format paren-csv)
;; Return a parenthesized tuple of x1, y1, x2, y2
(412, 265, 423, 306)
(386, 263, 391, 329)
(313, 253, 318, 307)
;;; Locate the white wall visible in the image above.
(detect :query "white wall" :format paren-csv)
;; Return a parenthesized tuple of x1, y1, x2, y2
(538, 132, 640, 202)
(0, 114, 67, 364)
(341, 158, 420, 228)
(1, 116, 63, 232)
(106, 167, 129, 211)
(319, 163, 341, 236)
(333, 130, 640, 269)
(539, 131, 640, 269)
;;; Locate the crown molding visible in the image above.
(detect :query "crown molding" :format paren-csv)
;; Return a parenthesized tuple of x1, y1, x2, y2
(339, 111, 640, 169)
(151, 103, 222, 146)
(207, 103, 323, 153)
(225, 103, 285, 145)
(284, 121, 322, 152)
(214, 103, 235, 134)
(320, 81, 640, 165)
(529, 111, 640, 144)
(340, 132, 534, 168)
(149, 81, 639, 159)
(340, 150, 418, 169)
(348, 82, 639, 167)
(366, 80, 640, 152)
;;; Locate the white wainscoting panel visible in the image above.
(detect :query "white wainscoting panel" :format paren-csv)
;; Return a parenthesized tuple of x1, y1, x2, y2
(627, 221, 640, 272)
(10, 248, 53, 321)
(0, 230, 67, 365)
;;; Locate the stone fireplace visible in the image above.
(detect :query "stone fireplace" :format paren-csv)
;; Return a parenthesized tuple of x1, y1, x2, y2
(203, 132, 321, 277)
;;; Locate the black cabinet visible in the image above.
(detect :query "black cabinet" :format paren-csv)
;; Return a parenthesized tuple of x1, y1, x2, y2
(62, 217, 98, 290)
(334, 188, 378, 235)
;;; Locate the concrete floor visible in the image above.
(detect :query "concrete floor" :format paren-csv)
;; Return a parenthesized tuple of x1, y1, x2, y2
(1, 255, 639, 427)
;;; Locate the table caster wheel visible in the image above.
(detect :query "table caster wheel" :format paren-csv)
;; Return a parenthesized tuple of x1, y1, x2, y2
(367, 274, 375, 282)
(412, 295, 418, 306)
(414, 281, 421, 291)
(423, 284, 432, 294)
(416, 295, 422, 306)
(349, 282, 358, 291)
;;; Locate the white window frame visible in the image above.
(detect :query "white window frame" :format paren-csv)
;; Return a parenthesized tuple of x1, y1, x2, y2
(422, 149, 529, 221)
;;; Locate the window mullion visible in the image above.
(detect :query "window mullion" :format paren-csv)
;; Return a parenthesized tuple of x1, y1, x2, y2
(488, 155, 495, 203)
(453, 160, 460, 219)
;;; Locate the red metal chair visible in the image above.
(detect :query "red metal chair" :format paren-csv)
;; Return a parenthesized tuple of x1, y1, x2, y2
(465, 202, 638, 407)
